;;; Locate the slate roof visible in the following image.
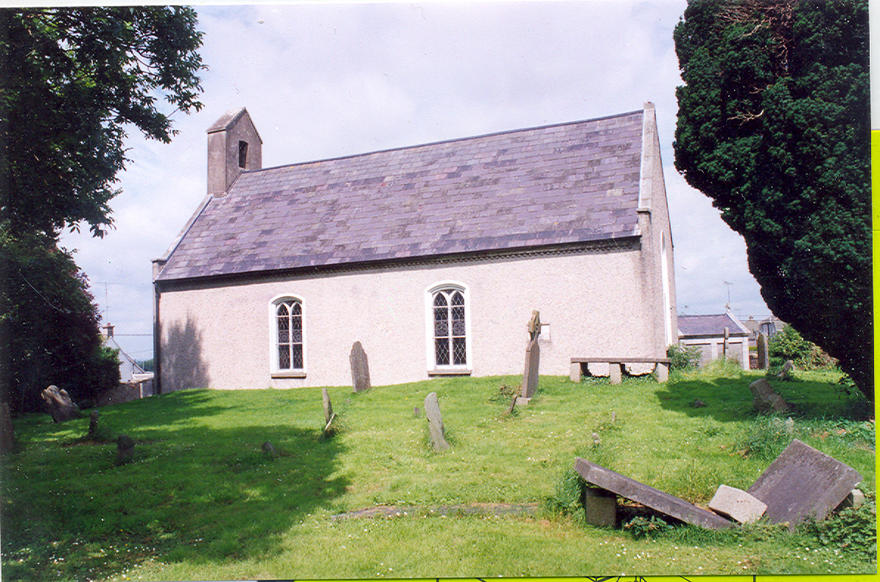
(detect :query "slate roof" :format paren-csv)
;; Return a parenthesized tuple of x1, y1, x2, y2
(678, 314, 751, 338)
(157, 109, 646, 282)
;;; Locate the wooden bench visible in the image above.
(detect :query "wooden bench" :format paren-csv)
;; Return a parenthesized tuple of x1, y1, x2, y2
(570, 357, 671, 384)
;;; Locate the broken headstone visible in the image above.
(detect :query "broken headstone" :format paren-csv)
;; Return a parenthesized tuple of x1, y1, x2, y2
(322, 388, 337, 436)
(708, 485, 766, 524)
(41, 385, 81, 423)
(424, 392, 450, 451)
(690, 399, 706, 408)
(262, 441, 279, 458)
(350, 341, 371, 393)
(749, 378, 791, 414)
(115, 435, 135, 465)
(574, 457, 732, 530)
(747, 439, 862, 528)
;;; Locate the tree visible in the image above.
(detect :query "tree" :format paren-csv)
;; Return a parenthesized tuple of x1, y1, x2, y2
(0, 7, 204, 411)
(673, 0, 871, 401)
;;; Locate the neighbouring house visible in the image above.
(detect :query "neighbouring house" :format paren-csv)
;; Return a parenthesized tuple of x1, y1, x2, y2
(152, 103, 677, 392)
(677, 312, 751, 370)
(742, 314, 786, 340)
(99, 323, 154, 405)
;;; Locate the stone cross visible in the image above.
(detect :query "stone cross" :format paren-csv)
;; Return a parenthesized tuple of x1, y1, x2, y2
(424, 392, 450, 451)
(756, 332, 769, 369)
(41, 385, 81, 423)
(350, 341, 371, 393)
(527, 310, 542, 341)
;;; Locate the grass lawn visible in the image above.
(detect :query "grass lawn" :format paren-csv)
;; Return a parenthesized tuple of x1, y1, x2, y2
(1, 365, 875, 580)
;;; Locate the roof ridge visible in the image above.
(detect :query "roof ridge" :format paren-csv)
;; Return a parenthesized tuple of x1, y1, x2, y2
(243, 108, 645, 175)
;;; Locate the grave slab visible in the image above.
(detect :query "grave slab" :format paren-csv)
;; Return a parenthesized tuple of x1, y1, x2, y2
(748, 439, 862, 528)
(749, 378, 790, 414)
(574, 457, 733, 530)
(709, 485, 766, 524)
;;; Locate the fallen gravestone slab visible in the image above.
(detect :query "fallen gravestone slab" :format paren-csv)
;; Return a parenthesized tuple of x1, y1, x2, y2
(41, 385, 81, 423)
(350, 341, 371, 393)
(748, 439, 862, 528)
(574, 457, 733, 530)
(709, 485, 766, 524)
(749, 378, 791, 414)
(424, 392, 450, 451)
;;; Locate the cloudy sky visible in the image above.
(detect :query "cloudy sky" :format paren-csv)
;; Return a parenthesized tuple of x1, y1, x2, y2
(60, 0, 774, 360)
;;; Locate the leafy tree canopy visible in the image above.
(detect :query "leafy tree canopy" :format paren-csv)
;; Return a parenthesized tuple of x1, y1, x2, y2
(0, 8, 204, 411)
(673, 0, 871, 401)
(1, 7, 204, 238)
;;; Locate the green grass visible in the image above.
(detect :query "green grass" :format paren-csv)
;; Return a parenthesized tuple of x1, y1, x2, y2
(1, 368, 874, 580)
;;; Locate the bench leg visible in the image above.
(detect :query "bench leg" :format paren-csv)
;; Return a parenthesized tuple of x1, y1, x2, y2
(569, 362, 582, 382)
(609, 363, 622, 385)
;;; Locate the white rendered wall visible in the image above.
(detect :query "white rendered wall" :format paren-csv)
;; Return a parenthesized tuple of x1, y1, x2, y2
(157, 247, 667, 390)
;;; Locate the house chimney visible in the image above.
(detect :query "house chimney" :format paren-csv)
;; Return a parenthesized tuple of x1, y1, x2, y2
(102, 323, 114, 338)
(206, 107, 262, 197)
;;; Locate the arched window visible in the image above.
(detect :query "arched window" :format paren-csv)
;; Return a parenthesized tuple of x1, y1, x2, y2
(430, 286, 469, 369)
(271, 297, 305, 374)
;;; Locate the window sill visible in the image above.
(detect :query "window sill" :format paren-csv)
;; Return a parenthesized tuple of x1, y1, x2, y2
(272, 371, 307, 379)
(427, 369, 472, 376)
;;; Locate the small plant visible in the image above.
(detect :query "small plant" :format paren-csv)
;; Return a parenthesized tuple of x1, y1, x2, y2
(667, 344, 701, 370)
(769, 326, 837, 370)
(802, 492, 876, 561)
(545, 467, 584, 516)
(623, 515, 672, 539)
(489, 383, 519, 404)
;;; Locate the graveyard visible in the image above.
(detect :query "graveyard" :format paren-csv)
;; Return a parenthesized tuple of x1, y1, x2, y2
(1, 365, 874, 580)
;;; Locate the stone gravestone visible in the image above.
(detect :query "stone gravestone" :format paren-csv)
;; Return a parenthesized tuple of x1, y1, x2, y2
(115, 435, 135, 465)
(424, 392, 450, 451)
(87, 410, 100, 440)
(748, 439, 862, 528)
(756, 333, 770, 369)
(0, 402, 14, 454)
(749, 378, 790, 414)
(350, 341, 371, 393)
(778, 359, 794, 378)
(41, 385, 81, 423)
(519, 340, 540, 402)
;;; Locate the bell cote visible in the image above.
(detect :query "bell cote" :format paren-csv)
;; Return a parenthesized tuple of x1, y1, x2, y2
(206, 107, 262, 197)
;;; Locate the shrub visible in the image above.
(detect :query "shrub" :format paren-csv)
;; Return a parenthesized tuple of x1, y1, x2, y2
(802, 492, 876, 561)
(769, 326, 837, 370)
(668, 344, 701, 370)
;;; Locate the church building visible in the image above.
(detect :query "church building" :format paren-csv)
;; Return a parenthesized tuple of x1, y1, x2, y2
(152, 103, 677, 392)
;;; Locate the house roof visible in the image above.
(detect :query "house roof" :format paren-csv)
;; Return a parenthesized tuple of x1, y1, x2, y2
(157, 109, 646, 282)
(678, 313, 751, 338)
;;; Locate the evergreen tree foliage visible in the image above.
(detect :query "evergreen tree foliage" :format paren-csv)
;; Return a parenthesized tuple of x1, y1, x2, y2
(0, 7, 204, 411)
(673, 0, 871, 401)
